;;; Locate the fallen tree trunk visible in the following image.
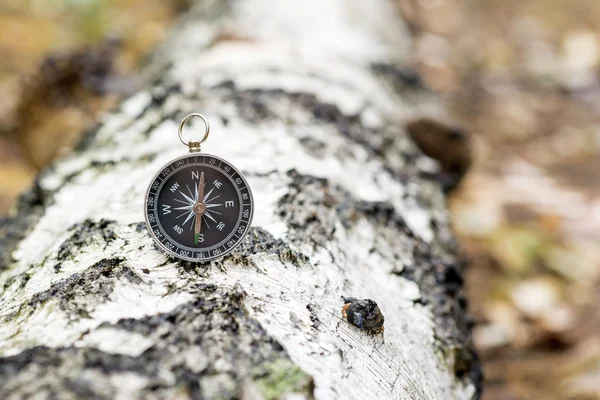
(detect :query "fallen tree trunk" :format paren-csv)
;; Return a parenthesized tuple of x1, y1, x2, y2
(0, 0, 482, 398)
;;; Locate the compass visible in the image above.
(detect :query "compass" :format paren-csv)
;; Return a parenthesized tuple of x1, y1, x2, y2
(144, 114, 254, 262)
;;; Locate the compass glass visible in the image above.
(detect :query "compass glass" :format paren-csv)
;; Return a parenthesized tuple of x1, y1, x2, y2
(145, 153, 253, 262)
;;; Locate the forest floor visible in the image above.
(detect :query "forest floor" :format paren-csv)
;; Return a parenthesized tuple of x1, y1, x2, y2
(401, 0, 600, 398)
(0, 0, 599, 399)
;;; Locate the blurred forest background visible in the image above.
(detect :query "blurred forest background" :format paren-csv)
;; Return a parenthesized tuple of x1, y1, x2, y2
(0, 0, 599, 399)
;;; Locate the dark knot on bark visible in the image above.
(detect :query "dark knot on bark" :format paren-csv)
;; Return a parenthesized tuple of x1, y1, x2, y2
(341, 297, 385, 334)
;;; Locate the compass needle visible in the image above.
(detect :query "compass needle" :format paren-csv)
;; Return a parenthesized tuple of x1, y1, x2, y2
(198, 172, 204, 205)
(194, 171, 205, 244)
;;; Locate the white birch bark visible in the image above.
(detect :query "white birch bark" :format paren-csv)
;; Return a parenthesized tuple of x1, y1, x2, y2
(0, 0, 481, 399)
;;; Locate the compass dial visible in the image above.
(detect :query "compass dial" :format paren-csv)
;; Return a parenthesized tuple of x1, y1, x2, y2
(145, 153, 253, 262)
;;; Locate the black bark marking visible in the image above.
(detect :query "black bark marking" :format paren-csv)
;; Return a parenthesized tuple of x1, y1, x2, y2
(24, 257, 133, 317)
(371, 63, 427, 91)
(306, 303, 321, 329)
(398, 250, 482, 393)
(277, 170, 418, 253)
(57, 219, 119, 261)
(298, 137, 327, 158)
(355, 200, 411, 234)
(211, 83, 411, 171)
(0, 345, 198, 399)
(0, 176, 51, 272)
(225, 226, 309, 266)
(276, 170, 340, 250)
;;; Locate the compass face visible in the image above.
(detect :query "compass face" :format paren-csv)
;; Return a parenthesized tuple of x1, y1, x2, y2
(145, 153, 253, 262)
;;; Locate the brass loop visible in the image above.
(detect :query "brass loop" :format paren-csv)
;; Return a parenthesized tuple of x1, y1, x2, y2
(178, 113, 210, 152)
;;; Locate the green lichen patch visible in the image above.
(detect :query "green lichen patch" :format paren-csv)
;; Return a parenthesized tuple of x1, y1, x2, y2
(252, 358, 314, 400)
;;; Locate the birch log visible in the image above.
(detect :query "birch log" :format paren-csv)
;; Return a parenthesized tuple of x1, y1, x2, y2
(0, 0, 482, 399)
